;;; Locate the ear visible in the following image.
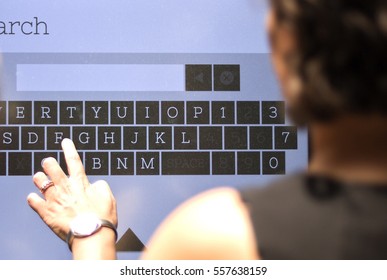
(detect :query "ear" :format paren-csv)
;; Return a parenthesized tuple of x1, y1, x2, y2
(266, 9, 300, 101)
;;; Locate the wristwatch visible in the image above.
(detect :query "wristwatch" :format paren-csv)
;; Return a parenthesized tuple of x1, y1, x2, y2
(66, 213, 117, 251)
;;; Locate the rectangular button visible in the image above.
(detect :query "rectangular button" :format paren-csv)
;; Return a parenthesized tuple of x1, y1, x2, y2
(237, 152, 261, 175)
(250, 126, 273, 150)
(174, 126, 197, 150)
(73, 126, 96, 150)
(21, 126, 45, 150)
(136, 152, 160, 175)
(225, 126, 247, 150)
(162, 101, 185, 124)
(0, 101, 6, 124)
(0, 153, 6, 175)
(85, 101, 109, 124)
(9, 152, 32, 175)
(111, 101, 134, 124)
(237, 101, 260, 124)
(262, 101, 285, 124)
(47, 127, 70, 150)
(214, 65, 240, 91)
(185, 65, 212, 91)
(162, 152, 210, 175)
(9, 101, 32, 125)
(85, 152, 109, 175)
(149, 127, 172, 150)
(262, 152, 285, 175)
(34, 101, 58, 125)
(187, 101, 209, 124)
(199, 126, 222, 150)
(60, 101, 83, 124)
(111, 152, 134, 175)
(275, 126, 298, 149)
(34, 152, 58, 174)
(136, 101, 159, 124)
(98, 127, 122, 150)
(0, 127, 19, 150)
(123, 127, 147, 150)
(212, 101, 235, 124)
(212, 152, 235, 175)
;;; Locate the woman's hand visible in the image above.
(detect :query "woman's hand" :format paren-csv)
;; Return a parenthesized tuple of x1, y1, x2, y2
(27, 138, 117, 242)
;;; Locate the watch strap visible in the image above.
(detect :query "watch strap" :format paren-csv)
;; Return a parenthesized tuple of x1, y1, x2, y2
(66, 218, 118, 252)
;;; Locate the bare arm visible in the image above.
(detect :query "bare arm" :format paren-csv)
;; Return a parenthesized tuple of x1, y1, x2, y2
(142, 187, 259, 260)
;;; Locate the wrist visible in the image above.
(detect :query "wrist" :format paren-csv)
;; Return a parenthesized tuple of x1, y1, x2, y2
(72, 227, 117, 260)
(66, 213, 118, 259)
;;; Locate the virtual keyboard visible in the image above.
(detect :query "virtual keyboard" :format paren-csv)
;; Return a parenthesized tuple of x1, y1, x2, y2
(0, 100, 297, 176)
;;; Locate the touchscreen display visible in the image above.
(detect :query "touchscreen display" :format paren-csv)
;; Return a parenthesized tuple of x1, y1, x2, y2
(0, 0, 308, 259)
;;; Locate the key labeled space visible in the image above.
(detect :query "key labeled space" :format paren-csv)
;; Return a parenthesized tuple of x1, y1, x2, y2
(162, 152, 210, 175)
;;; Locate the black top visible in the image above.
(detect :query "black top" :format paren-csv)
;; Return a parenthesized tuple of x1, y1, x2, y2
(240, 174, 387, 259)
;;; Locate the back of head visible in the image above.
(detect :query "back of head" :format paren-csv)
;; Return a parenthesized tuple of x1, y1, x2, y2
(270, 0, 387, 124)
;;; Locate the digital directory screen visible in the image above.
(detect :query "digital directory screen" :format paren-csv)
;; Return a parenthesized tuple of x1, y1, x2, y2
(0, 0, 308, 259)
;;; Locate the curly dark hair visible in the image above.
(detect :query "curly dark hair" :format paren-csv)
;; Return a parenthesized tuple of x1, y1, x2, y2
(270, 0, 387, 123)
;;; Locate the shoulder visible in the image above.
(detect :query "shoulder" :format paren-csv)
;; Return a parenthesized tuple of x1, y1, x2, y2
(142, 187, 259, 260)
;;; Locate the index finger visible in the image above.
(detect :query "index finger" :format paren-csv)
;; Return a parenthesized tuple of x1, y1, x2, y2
(61, 138, 89, 185)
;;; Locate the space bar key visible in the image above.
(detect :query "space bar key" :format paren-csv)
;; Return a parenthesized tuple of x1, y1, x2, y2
(162, 152, 210, 175)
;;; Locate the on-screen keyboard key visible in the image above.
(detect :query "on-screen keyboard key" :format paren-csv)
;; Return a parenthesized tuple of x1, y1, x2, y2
(136, 101, 159, 124)
(212, 152, 235, 175)
(123, 127, 147, 150)
(250, 126, 273, 150)
(0, 153, 6, 175)
(85, 101, 109, 124)
(149, 127, 172, 150)
(60, 101, 83, 124)
(136, 152, 160, 175)
(34, 101, 58, 124)
(34, 152, 58, 174)
(174, 126, 197, 150)
(275, 126, 298, 149)
(85, 152, 109, 175)
(237, 152, 261, 175)
(111, 101, 134, 124)
(187, 101, 209, 124)
(9, 152, 32, 175)
(73, 127, 96, 150)
(98, 127, 122, 150)
(0, 127, 19, 150)
(47, 127, 70, 150)
(237, 101, 260, 124)
(225, 126, 247, 150)
(199, 126, 222, 150)
(21, 127, 45, 150)
(0, 101, 5, 124)
(162, 152, 210, 175)
(212, 101, 235, 124)
(262, 152, 285, 175)
(111, 152, 134, 175)
(262, 101, 285, 124)
(9, 101, 32, 125)
(162, 101, 184, 125)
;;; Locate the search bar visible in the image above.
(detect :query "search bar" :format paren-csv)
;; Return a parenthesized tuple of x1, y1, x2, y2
(16, 64, 185, 91)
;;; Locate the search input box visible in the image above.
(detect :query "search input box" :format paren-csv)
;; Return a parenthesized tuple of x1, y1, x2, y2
(16, 64, 185, 91)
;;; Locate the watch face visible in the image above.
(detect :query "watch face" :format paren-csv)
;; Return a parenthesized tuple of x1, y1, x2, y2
(70, 213, 102, 237)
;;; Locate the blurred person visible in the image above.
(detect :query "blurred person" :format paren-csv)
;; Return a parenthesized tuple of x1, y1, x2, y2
(27, 0, 387, 259)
